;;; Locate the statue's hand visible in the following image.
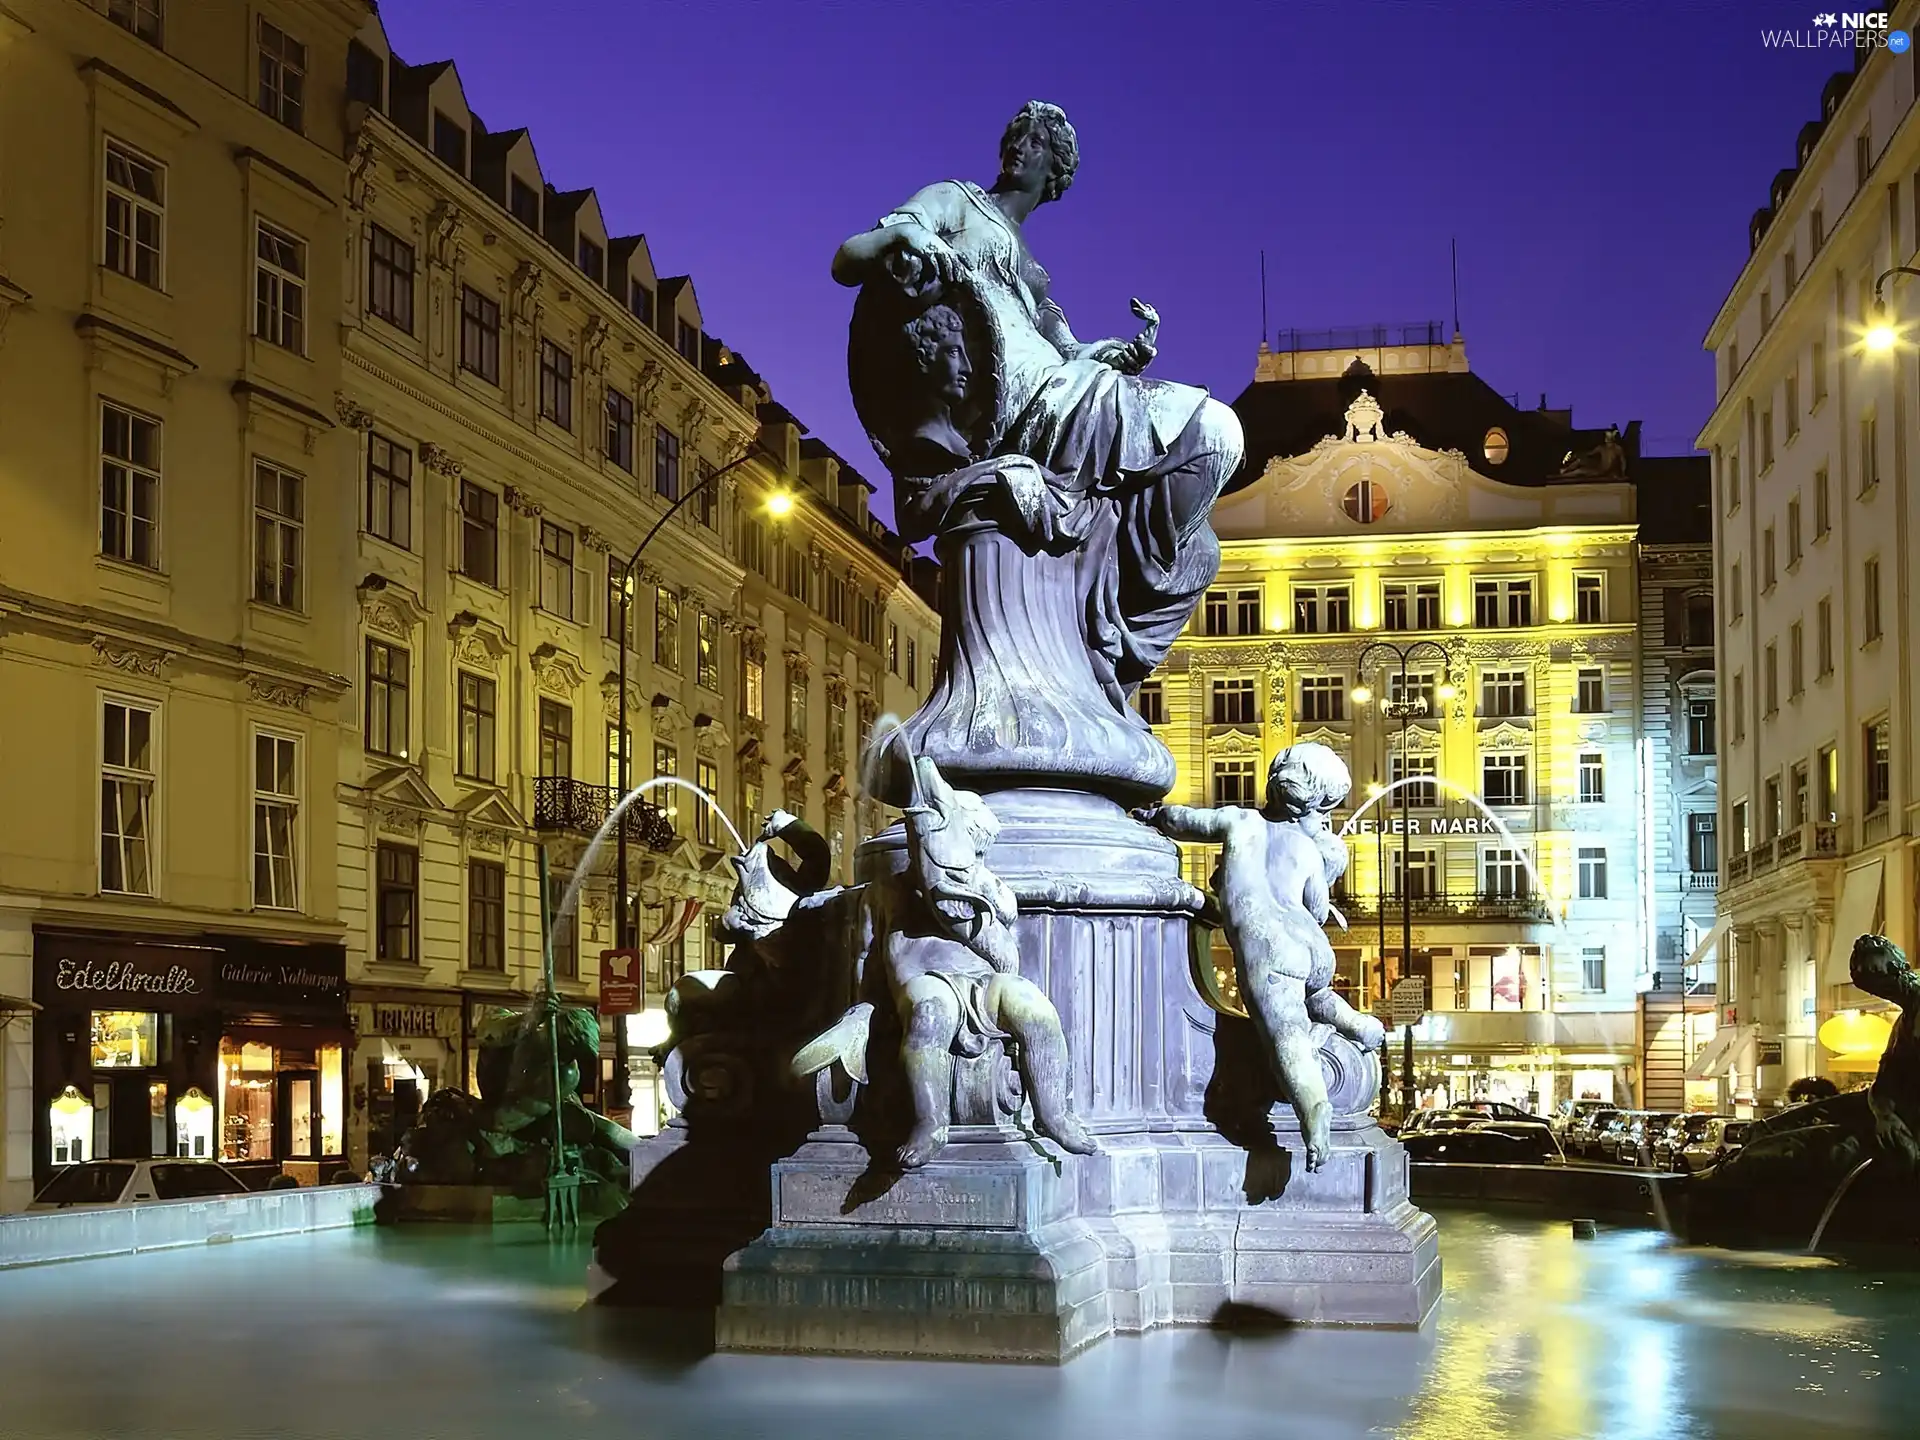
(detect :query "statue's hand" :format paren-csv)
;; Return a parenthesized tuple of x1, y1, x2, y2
(1129, 804, 1164, 829)
(1083, 337, 1148, 373)
(886, 231, 967, 300)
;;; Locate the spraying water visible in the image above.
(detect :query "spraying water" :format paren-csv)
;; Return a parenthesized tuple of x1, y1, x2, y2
(1338, 774, 1569, 932)
(1808, 1156, 1875, 1254)
(553, 777, 745, 936)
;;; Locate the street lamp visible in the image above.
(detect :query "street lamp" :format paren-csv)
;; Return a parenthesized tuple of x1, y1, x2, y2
(1353, 637, 1455, 1120)
(608, 431, 789, 1110)
(1865, 266, 1920, 352)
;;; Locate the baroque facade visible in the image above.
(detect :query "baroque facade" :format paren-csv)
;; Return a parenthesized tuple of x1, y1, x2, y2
(0, 0, 939, 1205)
(1153, 328, 1682, 1114)
(1697, 10, 1920, 1111)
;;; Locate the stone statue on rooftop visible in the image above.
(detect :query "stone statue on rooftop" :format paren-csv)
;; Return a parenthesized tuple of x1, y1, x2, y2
(832, 100, 1243, 801)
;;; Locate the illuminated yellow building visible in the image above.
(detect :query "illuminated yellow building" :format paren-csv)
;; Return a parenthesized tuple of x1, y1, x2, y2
(1150, 329, 1672, 1113)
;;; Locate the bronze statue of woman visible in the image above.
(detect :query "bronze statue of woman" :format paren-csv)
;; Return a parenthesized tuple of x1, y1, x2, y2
(834, 102, 1242, 801)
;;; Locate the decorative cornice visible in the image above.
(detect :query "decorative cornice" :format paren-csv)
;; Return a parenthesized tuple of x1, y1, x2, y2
(346, 131, 377, 209)
(503, 484, 543, 518)
(334, 392, 375, 432)
(530, 643, 586, 697)
(418, 441, 461, 478)
(783, 647, 812, 681)
(650, 692, 694, 731)
(425, 199, 465, 269)
(577, 524, 614, 556)
(824, 671, 851, 703)
(90, 636, 170, 678)
(357, 573, 430, 637)
(448, 611, 511, 668)
(244, 672, 311, 712)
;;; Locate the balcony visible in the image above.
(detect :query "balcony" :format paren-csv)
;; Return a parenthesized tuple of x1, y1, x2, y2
(1332, 889, 1553, 924)
(1776, 826, 1803, 861)
(1749, 838, 1776, 873)
(1684, 871, 1719, 892)
(532, 777, 676, 851)
(1727, 853, 1750, 883)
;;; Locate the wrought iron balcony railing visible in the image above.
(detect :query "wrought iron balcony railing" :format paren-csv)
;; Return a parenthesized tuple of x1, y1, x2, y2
(532, 776, 676, 851)
(1330, 889, 1552, 924)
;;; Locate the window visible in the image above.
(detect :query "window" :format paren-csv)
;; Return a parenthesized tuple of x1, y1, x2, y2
(740, 517, 765, 577)
(1687, 693, 1715, 755)
(1760, 292, 1772, 334)
(367, 226, 415, 334)
(1787, 497, 1802, 566)
(252, 733, 299, 910)
(787, 675, 809, 739)
(254, 221, 306, 351)
(1819, 743, 1839, 823)
(1861, 415, 1880, 492)
(1814, 465, 1830, 537)
(1856, 127, 1872, 192)
(1811, 202, 1827, 252)
(100, 401, 160, 568)
(1726, 448, 1741, 511)
(538, 699, 572, 779)
(676, 319, 700, 362)
(365, 434, 412, 549)
(1575, 667, 1605, 714)
(1784, 249, 1798, 296)
(1299, 675, 1345, 722)
(363, 640, 409, 760)
(459, 288, 501, 384)
(1388, 848, 1438, 900)
(509, 177, 540, 231)
(1813, 339, 1828, 404)
(654, 586, 679, 669)
(548, 872, 577, 980)
(539, 341, 573, 429)
(103, 140, 164, 287)
(697, 612, 720, 691)
(1480, 669, 1527, 717)
(1342, 479, 1388, 523)
(1732, 672, 1745, 742)
(743, 656, 764, 721)
(827, 692, 847, 766)
(457, 672, 496, 782)
(906, 639, 919, 689)
(1387, 672, 1436, 712)
(460, 482, 498, 586)
(1817, 595, 1834, 676)
(1790, 763, 1810, 830)
(1293, 584, 1351, 634)
(1865, 556, 1882, 642)
(604, 386, 634, 472)
(1581, 948, 1607, 993)
(1234, 588, 1262, 635)
(468, 861, 505, 971)
(629, 281, 654, 326)
(606, 722, 628, 790)
(855, 593, 877, 646)
(695, 759, 721, 846)
(1577, 752, 1606, 804)
(1474, 578, 1532, 628)
(539, 521, 574, 619)
(1481, 753, 1528, 807)
(888, 624, 900, 674)
(346, 39, 383, 106)
(1203, 590, 1229, 636)
(1865, 719, 1891, 813)
(826, 576, 847, 629)
(1212, 760, 1258, 808)
(1482, 848, 1530, 898)
(108, 0, 163, 43)
(1687, 813, 1718, 873)
(783, 544, 808, 603)
(1764, 643, 1778, 716)
(1731, 799, 1750, 855)
(100, 699, 155, 895)
(578, 236, 605, 287)
(1729, 562, 1743, 624)
(1765, 774, 1783, 839)
(1388, 751, 1437, 807)
(1760, 408, 1773, 470)
(1786, 373, 1800, 438)
(653, 744, 678, 833)
(654, 425, 680, 500)
(375, 845, 418, 963)
(1136, 682, 1165, 726)
(1685, 592, 1714, 647)
(431, 111, 466, 173)
(1211, 677, 1257, 725)
(256, 18, 306, 131)
(1383, 581, 1441, 632)
(1762, 528, 1776, 591)
(252, 462, 302, 610)
(1790, 621, 1804, 697)
(693, 462, 717, 528)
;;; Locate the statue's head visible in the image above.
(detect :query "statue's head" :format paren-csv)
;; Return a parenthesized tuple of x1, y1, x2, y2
(998, 101, 1079, 203)
(1850, 931, 1910, 988)
(1263, 743, 1351, 821)
(720, 842, 800, 942)
(903, 304, 972, 406)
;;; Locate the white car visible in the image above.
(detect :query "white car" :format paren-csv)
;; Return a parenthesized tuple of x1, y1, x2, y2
(29, 1159, 252, 1211)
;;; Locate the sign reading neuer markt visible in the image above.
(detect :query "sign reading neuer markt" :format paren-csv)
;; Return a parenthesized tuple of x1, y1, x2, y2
(1340, 815, 1505, 836)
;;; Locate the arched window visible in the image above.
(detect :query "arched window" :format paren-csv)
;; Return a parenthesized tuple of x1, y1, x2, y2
(1483, 427, 1510, 465)
(1342, 479, 1389, 523)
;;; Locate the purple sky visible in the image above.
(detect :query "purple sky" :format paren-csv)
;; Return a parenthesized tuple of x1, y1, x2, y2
(382, 0, 1842, 518)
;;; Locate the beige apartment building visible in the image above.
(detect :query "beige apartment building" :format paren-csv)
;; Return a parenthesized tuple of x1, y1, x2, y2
(1154, 329, 1680, 1115)
(1696, 14, 1920, 1111)
(0, 0, 937, 1205)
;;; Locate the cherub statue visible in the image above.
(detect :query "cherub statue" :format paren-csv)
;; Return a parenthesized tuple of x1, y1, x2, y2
(797, 753, 1096, 1169)
(1136, 743, 1385, 1171)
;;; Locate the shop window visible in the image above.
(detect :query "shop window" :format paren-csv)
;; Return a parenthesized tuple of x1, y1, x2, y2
(173, 1087, 214, 1158)
(219, 1040, 276, 1161)
(91, 1010, 159, 1067)
(49, 1086, 94, 1165)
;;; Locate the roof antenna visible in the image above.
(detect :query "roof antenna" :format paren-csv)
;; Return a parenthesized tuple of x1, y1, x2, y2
(1450, 237, 1460, 336)
(1259, 249, 1270, 348)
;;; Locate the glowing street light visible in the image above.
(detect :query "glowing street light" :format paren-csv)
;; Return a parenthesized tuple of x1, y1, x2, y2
(763, 489, 795, 518)
(1865, 266, 1920, 354)
(1351, 684, 1373, 705)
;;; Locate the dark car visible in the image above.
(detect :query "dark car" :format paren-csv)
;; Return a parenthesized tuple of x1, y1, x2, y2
(1617, 1112, 1679, 1167)
(1402, 1128, 1555, 1165)
(1655, 1114, 1716, 1171)
(1566, 1107, 1618, 1159)
(1450, 1099, 1537, 1123)
(1472, 1120, 1566, 1163)
(1679, 1118, 1752, 1173)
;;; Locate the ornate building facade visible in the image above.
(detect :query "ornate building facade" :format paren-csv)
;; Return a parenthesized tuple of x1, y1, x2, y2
(1153, 329, 1665, 1115)
(0, 0, 939, 1203)
(1697, 13, 1920, 1111)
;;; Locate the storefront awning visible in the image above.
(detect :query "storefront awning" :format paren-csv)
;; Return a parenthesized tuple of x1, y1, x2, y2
(1822, 859, 1885, 990)
(0, 992, 37, 1015)
(1684, 919, 1728, 975)
(1686, 1023, 1758, 1080)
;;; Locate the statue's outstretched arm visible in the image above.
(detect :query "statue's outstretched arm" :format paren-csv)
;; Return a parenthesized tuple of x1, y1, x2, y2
(1141, 803, 1232, 843)
(832, 184, 967, 288)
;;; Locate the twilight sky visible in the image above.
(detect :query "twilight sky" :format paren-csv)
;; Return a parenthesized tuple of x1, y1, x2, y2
(382, 0, 1844, 518)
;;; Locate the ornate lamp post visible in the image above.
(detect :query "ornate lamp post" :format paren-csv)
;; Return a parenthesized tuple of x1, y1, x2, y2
(1864, 266, 1920, 352)
(608, 433, 788, 1111)
(1351, 637, 1455, 1119)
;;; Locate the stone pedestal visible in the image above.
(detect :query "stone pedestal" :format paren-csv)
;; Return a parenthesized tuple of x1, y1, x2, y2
(705, 791, 1440, 1359)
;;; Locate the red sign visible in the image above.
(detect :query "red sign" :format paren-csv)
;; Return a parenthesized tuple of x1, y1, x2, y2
(598, 948, 642, 1016)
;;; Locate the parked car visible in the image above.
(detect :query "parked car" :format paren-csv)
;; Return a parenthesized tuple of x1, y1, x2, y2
(1553, 1099, 1612, 1140)
(1616, 1112, 1679, 1167)
(1448, 1099, 1538, 1123)
(1566, 1108, 1619, 1159)
(1655, 1114, 1718, 1171)
(29, 1159, 251, 1211)
(1679, 1118, 1751, 1173)
(1402, 1128, 1556, 1166)
(1593, 1112, 1639, 1163)
(1471, 1120, 1566, 1163)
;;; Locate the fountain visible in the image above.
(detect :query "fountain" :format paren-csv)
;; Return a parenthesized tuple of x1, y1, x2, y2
(1806, 1156, 1875, 1254)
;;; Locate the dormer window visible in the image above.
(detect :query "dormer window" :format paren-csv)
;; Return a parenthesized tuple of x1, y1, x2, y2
(1483, 427, 1509, 465)
(578, 237, 605, 287)
(1341, 479, 1388, 523)
(676, 319, 700, 363)
(630, 283, 654, 326)
(432, 112, 467, 175)
(509, 177, 540, 232)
